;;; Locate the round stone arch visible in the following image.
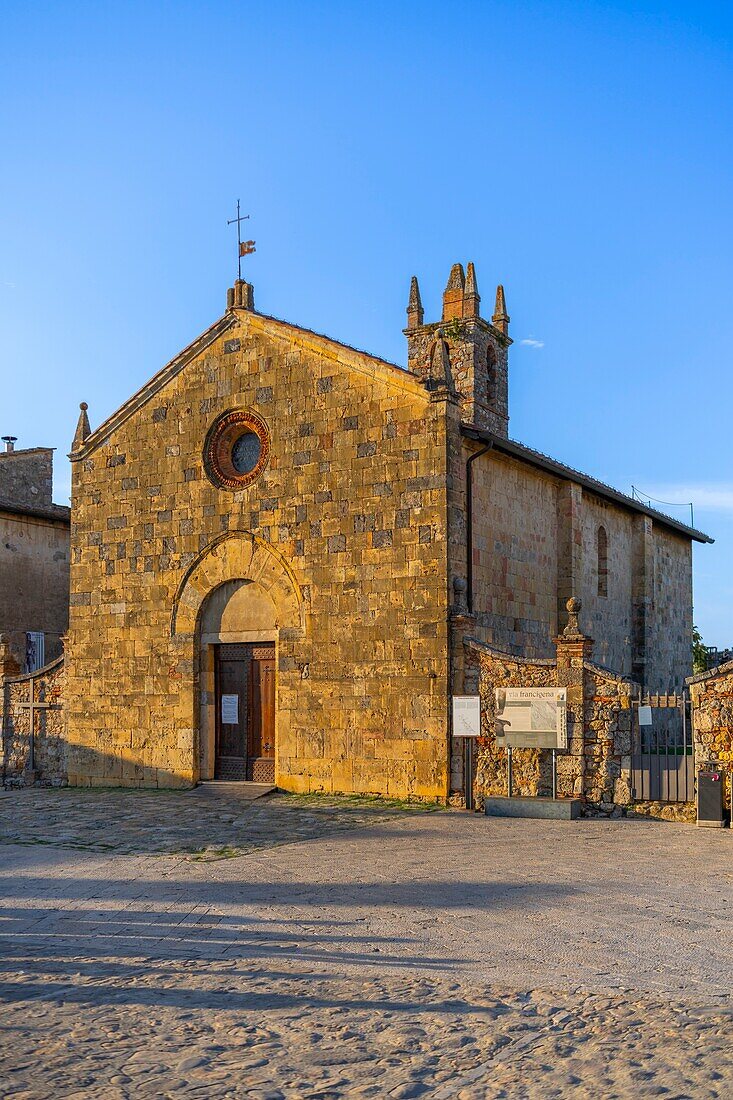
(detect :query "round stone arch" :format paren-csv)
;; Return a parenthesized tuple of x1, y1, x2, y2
(170, 531, 306, 782)
(171, 531, 305, 641)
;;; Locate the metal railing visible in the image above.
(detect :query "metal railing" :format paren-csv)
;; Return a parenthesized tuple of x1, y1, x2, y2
(630, 692, 694, 803)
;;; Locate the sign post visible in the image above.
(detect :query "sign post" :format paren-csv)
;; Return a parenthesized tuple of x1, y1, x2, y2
(451, 696, 481, 810)
(485, 687, 582, 820)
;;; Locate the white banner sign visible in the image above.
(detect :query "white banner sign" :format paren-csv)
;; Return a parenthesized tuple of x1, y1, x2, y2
(452, 695, 482, 737)
(221, 694, 239, 724)
(495, 687, 567, 749)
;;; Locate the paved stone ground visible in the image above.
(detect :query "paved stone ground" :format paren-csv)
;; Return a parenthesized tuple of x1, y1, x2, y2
(1, 788, 732, 1098)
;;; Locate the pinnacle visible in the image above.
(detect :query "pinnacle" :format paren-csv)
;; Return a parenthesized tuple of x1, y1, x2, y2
(444, 263, 466, 292)
(406, 276, 424, 327)
(72, 402, 91, 451)
(408, 276, 422, 309)
(465, 262, 477, 296)
(429, 336, 453, 391)
(492, 284, 510, 334)
(464, 262, 480, 318)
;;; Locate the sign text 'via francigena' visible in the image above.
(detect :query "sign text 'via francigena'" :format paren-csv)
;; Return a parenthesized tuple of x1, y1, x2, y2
(495, 687, 568, 749)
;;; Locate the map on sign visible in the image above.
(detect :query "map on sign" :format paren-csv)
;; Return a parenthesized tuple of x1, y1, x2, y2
(495, 688, 567, 749)
(452, 695, 481, 737)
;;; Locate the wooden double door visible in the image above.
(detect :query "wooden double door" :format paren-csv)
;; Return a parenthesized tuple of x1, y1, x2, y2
(215, 643, 275, 782)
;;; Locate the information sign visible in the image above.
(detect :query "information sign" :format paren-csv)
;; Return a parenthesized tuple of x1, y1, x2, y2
(495, 687, 567, 749)
(452, 695, 482, 737)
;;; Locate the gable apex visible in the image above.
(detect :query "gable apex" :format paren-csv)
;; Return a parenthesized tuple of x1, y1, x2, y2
(72, 309, 428, 461)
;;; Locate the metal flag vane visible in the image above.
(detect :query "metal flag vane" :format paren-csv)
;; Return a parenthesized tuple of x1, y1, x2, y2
(227, 199, 256, 281)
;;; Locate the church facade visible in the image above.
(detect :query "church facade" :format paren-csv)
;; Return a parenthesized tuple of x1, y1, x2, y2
(65, 266, 709, 796)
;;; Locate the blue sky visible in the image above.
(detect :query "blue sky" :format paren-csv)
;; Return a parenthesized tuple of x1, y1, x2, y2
(1, 0, 731, 645)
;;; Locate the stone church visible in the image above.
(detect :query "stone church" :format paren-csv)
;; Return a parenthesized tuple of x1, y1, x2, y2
(65, 264, 710, 797)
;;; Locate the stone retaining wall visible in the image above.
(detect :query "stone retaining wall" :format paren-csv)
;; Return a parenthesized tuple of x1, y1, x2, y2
(465, 598, 638, 814)
(1, 641, 67, 787)
(687, 660, 733, 811)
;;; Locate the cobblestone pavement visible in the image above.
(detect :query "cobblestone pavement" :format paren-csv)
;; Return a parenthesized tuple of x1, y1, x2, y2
(1, 788, 732, 1098)
(0, 786, 441, 858)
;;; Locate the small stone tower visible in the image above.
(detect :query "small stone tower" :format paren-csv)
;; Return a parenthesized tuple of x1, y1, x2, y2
(404, 263, 511, 435)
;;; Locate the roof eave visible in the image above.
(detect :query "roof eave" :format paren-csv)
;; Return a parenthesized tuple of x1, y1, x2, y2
(462, 426, 714, 544)
(0, 499, 71, 524)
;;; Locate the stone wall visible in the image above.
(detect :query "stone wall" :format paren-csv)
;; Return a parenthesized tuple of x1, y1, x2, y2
(0, 509, 70, 671)
(466, 454, 694, 691)
(465, 600, 637, 814)
(647, 528, 693, 691)
(579, 493, 634, 677)
(1, 644, 67, 787)
(688, 660, 733, 811)
(66, 300, 453, 797)
(0, 447, 53, 507)
(469, 451, 559, 658)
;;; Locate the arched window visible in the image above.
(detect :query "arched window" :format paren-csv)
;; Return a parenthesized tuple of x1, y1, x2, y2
(597, 525, 608, 598)
(486, 345, 497, 405)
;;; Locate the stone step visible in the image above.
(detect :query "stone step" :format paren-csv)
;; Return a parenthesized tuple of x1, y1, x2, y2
(188, 781, 276, 802)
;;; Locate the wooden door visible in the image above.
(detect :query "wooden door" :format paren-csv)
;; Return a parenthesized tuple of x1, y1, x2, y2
(214, 644, 249, 780)
(247, 645, 275, 783)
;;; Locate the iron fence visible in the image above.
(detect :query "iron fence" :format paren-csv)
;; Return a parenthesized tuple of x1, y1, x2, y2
(630, 691, 694, 803)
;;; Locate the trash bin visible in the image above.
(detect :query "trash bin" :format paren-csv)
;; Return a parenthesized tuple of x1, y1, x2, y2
(697, 769, 725, 828)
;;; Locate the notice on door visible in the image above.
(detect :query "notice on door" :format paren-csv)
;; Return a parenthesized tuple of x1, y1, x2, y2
(221, 694, 239, 724)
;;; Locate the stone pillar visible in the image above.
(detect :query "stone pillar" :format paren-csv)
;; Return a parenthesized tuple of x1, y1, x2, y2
(632, 515, 653, 689)
(0, 635, 20, 782)
(557, 482, 583, 636)
(426, 379, 465, 803)
(554, 598, 593, 799)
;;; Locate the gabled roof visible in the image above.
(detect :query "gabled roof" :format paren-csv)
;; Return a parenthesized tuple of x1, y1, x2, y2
(463, 426, 713, 544)
(72, 308, 426, 461)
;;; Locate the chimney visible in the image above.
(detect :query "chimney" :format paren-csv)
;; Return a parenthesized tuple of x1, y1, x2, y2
(1, 436, 17, 453)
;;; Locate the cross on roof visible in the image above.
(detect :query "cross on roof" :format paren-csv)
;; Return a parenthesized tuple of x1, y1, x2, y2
(227, 200, 256, 281)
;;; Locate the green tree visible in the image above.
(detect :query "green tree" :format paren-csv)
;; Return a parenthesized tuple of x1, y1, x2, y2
(692, 625, 707, 673)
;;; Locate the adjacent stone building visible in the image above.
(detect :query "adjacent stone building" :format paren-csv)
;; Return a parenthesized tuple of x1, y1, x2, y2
(65, 266, 710, 796)
(0, 441, 70, 673)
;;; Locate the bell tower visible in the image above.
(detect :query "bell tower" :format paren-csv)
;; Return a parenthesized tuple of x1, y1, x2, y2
(404, 263, 511, 436)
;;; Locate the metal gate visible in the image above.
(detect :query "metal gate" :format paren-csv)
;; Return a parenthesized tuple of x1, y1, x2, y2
(630, 691, 694, 803)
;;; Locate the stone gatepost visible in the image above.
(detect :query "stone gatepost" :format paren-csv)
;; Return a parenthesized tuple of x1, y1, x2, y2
(553, 598, 594, 799)
(0, 635, 20, 780)
(0, 635, 21, 679)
